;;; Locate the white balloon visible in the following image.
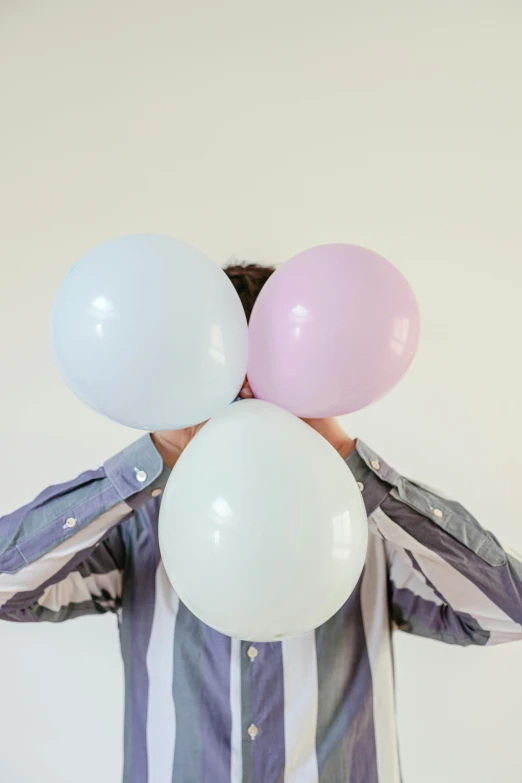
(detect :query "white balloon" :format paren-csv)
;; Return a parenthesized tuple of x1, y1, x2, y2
(50, 234, 248, 430)
(159, 399, 368, 641)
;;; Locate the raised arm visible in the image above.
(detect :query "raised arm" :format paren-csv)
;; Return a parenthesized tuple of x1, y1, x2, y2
(0, 435, 169, 622)
(347, 442, 522, 646)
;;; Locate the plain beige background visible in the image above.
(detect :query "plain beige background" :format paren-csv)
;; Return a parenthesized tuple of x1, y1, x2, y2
(1, 1, 521, 781)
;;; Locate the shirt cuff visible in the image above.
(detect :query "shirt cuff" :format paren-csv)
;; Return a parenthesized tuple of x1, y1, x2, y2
(345, 441, 394, 516)
(104, 434, 171, 511)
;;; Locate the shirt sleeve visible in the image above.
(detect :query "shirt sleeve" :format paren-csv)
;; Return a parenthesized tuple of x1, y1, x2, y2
(346, 442, 522, 646)
(0, 434, 169, 622)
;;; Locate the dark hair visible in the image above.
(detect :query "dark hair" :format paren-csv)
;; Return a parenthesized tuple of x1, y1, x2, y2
(224, 262, 275, 322)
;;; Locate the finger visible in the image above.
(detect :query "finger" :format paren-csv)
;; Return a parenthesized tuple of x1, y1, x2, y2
(238, 377, 254, 398)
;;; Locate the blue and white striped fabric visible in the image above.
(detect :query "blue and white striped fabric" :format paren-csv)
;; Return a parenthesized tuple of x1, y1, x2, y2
(1, 435, 521, 782)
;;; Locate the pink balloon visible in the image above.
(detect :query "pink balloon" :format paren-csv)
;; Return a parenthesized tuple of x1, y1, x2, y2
(248, 244, 420, 418)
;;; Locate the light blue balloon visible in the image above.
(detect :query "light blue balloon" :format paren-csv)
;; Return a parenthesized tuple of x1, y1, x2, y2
(50, 234, 249, 430)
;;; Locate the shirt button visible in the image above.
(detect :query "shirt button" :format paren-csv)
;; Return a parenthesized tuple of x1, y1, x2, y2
(247, 724, 259, 739)
(433, 508, 443, 519)
(135, 470, 148, 483)
(357, 481, 364, 492)
(63, 517, 77, 529)
(151, 488, 162, 498)
(370, 459, 381, 471)
(247, 646, 259, 661)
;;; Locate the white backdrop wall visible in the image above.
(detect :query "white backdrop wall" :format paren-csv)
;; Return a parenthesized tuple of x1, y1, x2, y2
(0, 1, 521, 781)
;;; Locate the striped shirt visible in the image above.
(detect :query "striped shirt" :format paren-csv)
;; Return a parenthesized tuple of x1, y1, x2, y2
(1, 435, 521, 783)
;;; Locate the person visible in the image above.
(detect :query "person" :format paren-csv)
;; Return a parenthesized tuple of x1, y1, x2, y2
(1, 263, 521, 783)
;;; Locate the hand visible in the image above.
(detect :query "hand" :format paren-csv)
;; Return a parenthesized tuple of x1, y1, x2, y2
(300, 417, 356, 459)
(151, 421, 207, 470)
(153, 379, 355, 469)
(240, 379, 355, 459)
(152, 378, 254, 469)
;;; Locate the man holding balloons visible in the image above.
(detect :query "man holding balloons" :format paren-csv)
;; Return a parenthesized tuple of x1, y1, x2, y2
(1, 235, 521, 783)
